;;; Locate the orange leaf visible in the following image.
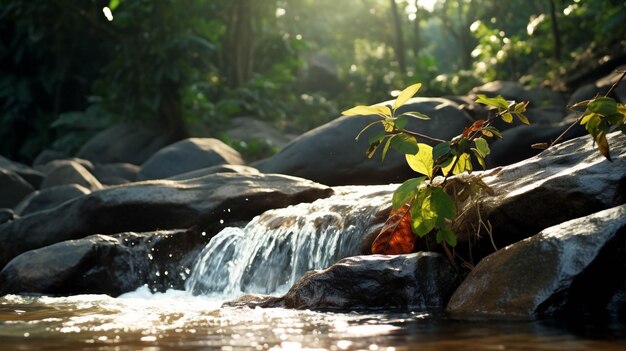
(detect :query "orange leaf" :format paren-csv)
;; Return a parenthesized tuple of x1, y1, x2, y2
(371, 204, 416, 254)
(463, 119, 486, 138)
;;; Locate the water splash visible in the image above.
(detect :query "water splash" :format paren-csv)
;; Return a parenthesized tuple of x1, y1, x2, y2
(185, 185, 394, 298)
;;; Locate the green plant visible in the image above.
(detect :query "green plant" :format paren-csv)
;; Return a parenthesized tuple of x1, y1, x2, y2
(537, 71, 626, 161)
(342, 83, 529, 256)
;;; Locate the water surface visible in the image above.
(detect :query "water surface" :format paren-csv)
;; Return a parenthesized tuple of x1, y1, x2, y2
(1, 288, 625, 351)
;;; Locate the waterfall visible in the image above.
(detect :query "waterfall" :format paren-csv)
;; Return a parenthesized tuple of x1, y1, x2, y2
(185, 185, 394, 298)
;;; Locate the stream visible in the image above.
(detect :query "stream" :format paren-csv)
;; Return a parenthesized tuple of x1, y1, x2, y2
(1, 186, 626, 350)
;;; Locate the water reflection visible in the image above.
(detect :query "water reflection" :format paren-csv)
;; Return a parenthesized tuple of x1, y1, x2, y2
(1, 288, 626, 350)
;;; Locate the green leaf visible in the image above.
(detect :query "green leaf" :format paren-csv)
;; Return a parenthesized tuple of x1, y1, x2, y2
(588, 97, 617, 116)
(473, 137, 490, 157)
(355, 120, 383, 141)
(397, 111, 431, 120)
(441, 152, 472, 176)
(368, 130, 386, 145)
(410, 188, 436, 237)
(405, 143, 434, 178)
(393, 83, 422, 111)
(390, 134, 419, 154)
(476, 94, 509, 109)
(482, 126, 503, 138)
(514, 101, 529, 113)
(514, 112, 530, 125)
(366, 140, 381, 159)
(580, 113, 595, 125)
(595, 131, 611, 161)
(395, 116, 409, 130)
(342, 105, 392, 118)
(381, 135, 393, 161)
(392, 177, 426, 210)
(501, 112, 513, 123)
(109, 0, 120, 10)
(430, 188, 456, 223)
(432, 142, 452, 161)
(472, 149, 487, 169)
(436, 229, 457, 247)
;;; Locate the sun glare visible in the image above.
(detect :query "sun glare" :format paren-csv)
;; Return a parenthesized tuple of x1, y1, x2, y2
(417, 0, 438, 12)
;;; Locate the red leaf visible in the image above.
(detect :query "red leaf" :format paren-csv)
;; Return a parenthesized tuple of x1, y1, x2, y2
(463, 119, 486, 138)
(371, 204, 416, 254)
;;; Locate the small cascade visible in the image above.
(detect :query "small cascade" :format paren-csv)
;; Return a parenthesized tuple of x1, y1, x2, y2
(185, 185, 394, 298)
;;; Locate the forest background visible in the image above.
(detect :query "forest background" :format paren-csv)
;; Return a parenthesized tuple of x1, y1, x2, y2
(1, 0, 624, 164)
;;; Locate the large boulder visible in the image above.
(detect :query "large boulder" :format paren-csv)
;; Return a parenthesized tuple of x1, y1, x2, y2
(168, 164, 260, 181)
(0, 156, 44, 189)
(567, 65, 626, 106)
(32, 149, 68, 168)
(77, 123, 176, 165)
(40, 160, 103, 191)
(0, 209, 16, 225)
(0, 228, 206, 296)
(256, 97, 473, 186)
(469, 81, 565, 107)
(15, 184, 91, 216)
(90, 163, 140, 185)
(0, 168, 35, 209)
(224, 252, 458, 310)
(0, 173, 333, 269)
(485, 122, 587, 167)
(456, 131, 626, 261)
(223, 117, 295, 150)
(139, 138, 244, 180)
(447, 204, 626, 319)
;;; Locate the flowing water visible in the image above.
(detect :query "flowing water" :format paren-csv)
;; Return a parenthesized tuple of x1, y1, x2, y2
(1, 186, 626, 350)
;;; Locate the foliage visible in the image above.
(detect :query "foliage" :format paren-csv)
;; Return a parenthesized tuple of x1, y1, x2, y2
(570, 72, 626, 161)
(343, 83, 529, 254)
(1, 0, 624, 164)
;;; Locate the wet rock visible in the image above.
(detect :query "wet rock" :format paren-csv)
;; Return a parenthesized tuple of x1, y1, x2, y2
(32, 149, 68, 168)
(40, 160, 103, 191)
(77, 123, 176, 165)
(91, 163, 140, 185)
(485, 122, 586, 167)
(139, 138, 244, 180)
(256, 97, 473, 186)
(567, 66, 626, 106)
(223, 117, 295, 150)
(526, 105, 565, 125)
(0, 209, 16, 225)
(0, 173, 333, 269)
(0, 228, 207, 296)
(227, 253, 459, 310)
(447, 204, 626, 319)
(0, 168, 35, 209)
(168, 164, 260, 181)
(0, 156, 44, 189)
(36, 158, 94, 175)
(457, 131, 626, 260)
(15, 184, 91, 216)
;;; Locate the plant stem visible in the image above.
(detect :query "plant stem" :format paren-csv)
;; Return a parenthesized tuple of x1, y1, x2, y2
(550, 70, 625, 148)
(393, 129, 447, 143)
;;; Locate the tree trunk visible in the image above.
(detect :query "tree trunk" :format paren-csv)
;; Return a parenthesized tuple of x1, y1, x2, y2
(390, 0, 407, 74)
(412, 0, 421, 58)
(549, 0, 562, 60)
(224, 0, 255, 88)
(158, 77, 187, 139)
